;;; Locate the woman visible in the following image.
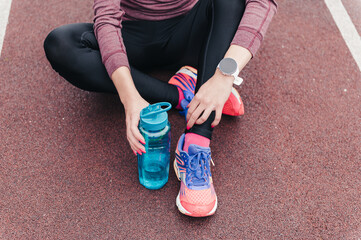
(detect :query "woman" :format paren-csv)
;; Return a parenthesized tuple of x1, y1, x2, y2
(44, 0, 277, 217)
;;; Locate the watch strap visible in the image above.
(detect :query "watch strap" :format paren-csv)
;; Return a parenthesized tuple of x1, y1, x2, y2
(233, 76, 243, 86)
(232, 65, 243, 86)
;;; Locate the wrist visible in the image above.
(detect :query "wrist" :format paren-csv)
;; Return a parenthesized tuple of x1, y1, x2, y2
(121, 93, 141, 110)
(214, 68, 234, 86)
(111, 66, 142, 109)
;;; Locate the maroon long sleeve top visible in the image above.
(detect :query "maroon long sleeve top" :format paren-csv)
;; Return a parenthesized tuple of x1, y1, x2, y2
(93, 0, 277, 77)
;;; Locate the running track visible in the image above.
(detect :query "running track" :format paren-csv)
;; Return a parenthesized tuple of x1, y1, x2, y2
(0, 0, 360, 239)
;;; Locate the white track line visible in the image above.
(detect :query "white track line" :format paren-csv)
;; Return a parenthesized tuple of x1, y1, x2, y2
(324, 0, 361, 72)
(0, 0, 13, 57)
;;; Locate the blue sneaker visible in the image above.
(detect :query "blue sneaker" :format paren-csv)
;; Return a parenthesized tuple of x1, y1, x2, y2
(169, 66, 245, 117)
(168, 66, 197, 116)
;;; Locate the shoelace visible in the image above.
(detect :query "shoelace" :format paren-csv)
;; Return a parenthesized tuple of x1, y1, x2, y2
(186, 150, 211, 187)
(179, 90, 194, 117)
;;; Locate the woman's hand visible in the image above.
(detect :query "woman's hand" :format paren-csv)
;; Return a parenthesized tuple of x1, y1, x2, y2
(186, 45, 252, 129)
(186, 69, 234, 129)
(124, 96, 149, 155)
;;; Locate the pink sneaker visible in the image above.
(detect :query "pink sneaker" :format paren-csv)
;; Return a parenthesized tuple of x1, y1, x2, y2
(174, 134, 217, 217)
(168, 66, 197, 116)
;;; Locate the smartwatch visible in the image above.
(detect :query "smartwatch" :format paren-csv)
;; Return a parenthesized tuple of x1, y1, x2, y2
(217, 58, 243, 85)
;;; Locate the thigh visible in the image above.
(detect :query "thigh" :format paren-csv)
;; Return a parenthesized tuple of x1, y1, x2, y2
(44, 23, 95, 68)
(121, 18, 185, 70)
(164, 0, 212, 68)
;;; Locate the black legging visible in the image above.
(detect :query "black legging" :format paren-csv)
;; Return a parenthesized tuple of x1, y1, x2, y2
(44, 0, 245, 139)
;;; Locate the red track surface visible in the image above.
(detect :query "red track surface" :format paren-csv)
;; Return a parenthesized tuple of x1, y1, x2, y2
(1, 0, 360, 239)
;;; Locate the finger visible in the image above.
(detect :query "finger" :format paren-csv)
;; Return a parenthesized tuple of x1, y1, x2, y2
(186, 97, 200, 122)
(130, 126, 146, 153)
(131, 137, 145, 153)
(127, 126, 143, 152)
(195, 107, 213, 125)
(126, 114, 144, 155)
(129, 135, 144, 155)
(130, 145, 138, 156)
(127, 113, 146, 151)
(211, 107, 222, 127)
(127, 134, 139, 154)
(187, 104, 205, 129)
(131, 124, 146, 145)
(130, 117, 145, 146)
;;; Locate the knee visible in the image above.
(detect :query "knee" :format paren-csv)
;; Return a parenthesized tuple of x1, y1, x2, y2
(44, 28, 60, 63)
(43, 26, 74, 67)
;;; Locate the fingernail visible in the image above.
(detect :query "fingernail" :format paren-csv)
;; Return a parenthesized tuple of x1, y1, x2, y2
(140, 140, 145, 144)
(186, 126, 190, 130)
(211, 125, 214, 128)
(141, 149, 146, 153)
(137, 150, 142, 155)
(133, 150, 137, 156)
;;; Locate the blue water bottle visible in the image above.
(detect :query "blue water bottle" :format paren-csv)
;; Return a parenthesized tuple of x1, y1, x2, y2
(138, 102, 171, 190)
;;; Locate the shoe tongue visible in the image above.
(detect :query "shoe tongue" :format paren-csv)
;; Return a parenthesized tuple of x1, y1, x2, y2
(187, 144, 210, 184)
(187, 144, 210, 156)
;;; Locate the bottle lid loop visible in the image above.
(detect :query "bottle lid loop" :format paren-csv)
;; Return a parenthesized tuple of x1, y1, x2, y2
(140, 102, 172, 131)
(140, 102, 171, 119)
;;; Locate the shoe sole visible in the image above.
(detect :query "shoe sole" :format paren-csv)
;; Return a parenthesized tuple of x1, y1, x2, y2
(173, 159, 218, 217)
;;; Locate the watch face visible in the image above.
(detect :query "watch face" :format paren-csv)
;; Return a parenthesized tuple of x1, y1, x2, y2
(219, 58, 237, 75)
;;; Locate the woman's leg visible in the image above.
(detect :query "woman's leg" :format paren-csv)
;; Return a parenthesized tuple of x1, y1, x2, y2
(43, 23, 179, 106)
(167, 0, 247, 217)
(173, 0, 247, 139)
(192, 0, 246, 138)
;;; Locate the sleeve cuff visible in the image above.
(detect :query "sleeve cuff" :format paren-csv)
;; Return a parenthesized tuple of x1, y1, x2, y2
(104, 52, 130, 77)
(231, 29, 262, 58)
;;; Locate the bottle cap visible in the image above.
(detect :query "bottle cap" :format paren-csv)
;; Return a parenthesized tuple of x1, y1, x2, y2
(140, 102, 172, 131)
